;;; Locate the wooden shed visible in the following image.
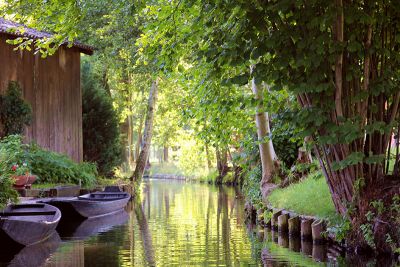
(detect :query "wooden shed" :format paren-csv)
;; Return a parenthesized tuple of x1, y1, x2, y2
(0, 18, 93, 162)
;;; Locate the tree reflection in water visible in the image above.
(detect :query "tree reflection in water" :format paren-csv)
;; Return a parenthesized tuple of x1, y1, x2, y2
(134, 200, 156, 267)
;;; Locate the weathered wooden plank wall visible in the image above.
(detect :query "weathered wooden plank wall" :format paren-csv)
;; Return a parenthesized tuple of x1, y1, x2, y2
(0, 34, 83, 162)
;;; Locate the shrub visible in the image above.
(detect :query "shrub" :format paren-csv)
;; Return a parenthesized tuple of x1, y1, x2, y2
(271, 110, 302, 168)
(82, 62, 123, 177)
(0, 135, 97, 187)
(0, 81, 32, 137)
(0, 136, 21, 208)
(242, 165, 262, 206)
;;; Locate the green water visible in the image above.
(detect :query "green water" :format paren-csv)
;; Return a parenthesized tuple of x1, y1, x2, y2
(48, 180, 260, 266)
(2, 179, 394, 266)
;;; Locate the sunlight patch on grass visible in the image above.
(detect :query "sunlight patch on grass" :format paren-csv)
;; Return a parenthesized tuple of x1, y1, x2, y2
(267, 172, 336, 219)
(149, 162, 184, 176)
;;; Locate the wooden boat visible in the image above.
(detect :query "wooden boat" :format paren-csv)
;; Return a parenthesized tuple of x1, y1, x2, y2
(44, 191, 131, 219)
(57, 209, 129, 240)
(0, 203, 61, 247)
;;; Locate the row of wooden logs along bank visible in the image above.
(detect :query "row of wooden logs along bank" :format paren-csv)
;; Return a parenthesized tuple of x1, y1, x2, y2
(259, 208, 329, 244)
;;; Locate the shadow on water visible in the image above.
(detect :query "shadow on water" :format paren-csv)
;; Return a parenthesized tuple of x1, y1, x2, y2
(247, 224, 399, 267)
(0, 231, 60, 267)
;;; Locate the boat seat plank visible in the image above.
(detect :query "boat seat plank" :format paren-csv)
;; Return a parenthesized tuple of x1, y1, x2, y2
(11, 204, 45, 209)
(0, 211, 56, 217)
(89, 193, 128, 196)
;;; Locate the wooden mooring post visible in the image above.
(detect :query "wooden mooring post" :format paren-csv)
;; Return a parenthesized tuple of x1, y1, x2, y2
(311, 219, 326, 243)
(288, 216, 300, 236)
(271, 210, 282, 230)
(300, 218, 313, 240)
(277, 213, 289, 232)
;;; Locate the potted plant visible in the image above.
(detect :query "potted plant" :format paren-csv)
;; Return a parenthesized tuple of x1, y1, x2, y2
(11, 162, 36, 189)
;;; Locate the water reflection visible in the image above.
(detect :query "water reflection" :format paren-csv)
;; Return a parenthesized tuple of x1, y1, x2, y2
(45, 180, 260, 266)
(0, 231, 60, 267)
(2, 180, 393, 266)
(57, 210, 129, 240)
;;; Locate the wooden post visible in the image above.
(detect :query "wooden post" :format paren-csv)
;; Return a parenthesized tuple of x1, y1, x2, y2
(277, 213, 289, 232)
(301, 218, 313, 240)
(301, 239, 312, 256)
(289, 236, 301, 252)
(278, 234, 289, 248)
(311, 219, 326, 243)
(271, 229, 278, 243)
(271, 210, 282, 230)
(288, 216, 300, 236)
(312, 243, 326, 262)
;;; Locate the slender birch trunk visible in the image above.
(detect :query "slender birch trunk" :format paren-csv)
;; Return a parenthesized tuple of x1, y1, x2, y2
(127, 115, 134, 169)
(131, 79, 158, 183)
(135, 116, 144, 163)
(251, 76, 277, 184)
(250, 67, 279, 198)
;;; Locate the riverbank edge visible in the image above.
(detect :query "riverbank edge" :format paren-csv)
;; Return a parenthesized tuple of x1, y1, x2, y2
(243, 201, 400, 262)
(248, 203, 341, 242)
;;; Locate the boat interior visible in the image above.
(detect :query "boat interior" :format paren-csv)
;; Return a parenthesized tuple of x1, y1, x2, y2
(78, 192, 129, 201)
(0, 204, 57, 221)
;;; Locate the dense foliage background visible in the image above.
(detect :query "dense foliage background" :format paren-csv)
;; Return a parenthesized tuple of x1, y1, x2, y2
(82, 60, 123, 177)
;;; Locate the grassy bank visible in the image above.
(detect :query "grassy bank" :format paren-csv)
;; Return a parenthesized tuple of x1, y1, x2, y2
(267, 171, 336, 219)
(149, 162, 220, 183)
(149, 162, 184, 176)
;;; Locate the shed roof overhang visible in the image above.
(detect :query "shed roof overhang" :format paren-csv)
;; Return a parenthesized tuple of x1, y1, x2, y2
(0, 18, 94, 55)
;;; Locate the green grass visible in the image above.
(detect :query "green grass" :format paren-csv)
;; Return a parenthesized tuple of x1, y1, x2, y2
(149, 162, 184, 176)
(32, 183, 68, 189)
(267, 172, 336, 219)
(32, 177, 123, 190)
(149, 162, 221, 183)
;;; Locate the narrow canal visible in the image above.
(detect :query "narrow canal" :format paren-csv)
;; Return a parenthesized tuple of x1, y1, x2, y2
(0, 179, 390, 266)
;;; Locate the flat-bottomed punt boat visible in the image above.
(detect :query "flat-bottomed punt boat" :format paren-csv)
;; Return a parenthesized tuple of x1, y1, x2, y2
(0, 203, 61, 247)
(44, 191, 131, 219)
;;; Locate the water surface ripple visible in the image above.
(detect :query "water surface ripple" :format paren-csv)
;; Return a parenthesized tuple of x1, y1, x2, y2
(1, 179, 391, 266)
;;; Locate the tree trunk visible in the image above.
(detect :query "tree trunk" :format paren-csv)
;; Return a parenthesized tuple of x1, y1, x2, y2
(134, 202, 156, 266)
(251, 69, 279, 197)
(131, 79, 158, 183)
(216, 146, 228, 183)
(163, 146, 168, 162)
(135, 113, 144, 164)
(205, 142, 212, 171)
(127, 115, 134, 169)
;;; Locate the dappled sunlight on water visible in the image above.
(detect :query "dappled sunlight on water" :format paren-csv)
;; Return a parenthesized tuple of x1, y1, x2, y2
(1, 180, 391, 266)
(45, 180, 260, 266)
